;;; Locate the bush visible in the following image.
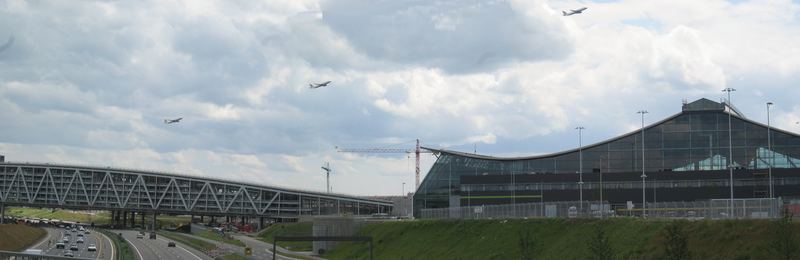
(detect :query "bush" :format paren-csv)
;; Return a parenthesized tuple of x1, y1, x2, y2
(663, 222, 691, 260)
(587, 227, 613, 260)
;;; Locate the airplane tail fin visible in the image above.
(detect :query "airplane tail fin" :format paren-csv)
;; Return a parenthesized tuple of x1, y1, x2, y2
(562, 10, 567, 16)
(163, 119, 168, 124)
(309, 84, 313, 88)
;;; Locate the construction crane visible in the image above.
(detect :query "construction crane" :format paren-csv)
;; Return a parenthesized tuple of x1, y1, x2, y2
(336, 139, 431, 190)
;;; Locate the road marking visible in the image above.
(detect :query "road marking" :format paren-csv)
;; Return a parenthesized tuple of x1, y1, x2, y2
(122, 233, 144, 260)
(156, 237, 202, 260)
(97, 230, 115, 260)
(30, 228, 54, 249)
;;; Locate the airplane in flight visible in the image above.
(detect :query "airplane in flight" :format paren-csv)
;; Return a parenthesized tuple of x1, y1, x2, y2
(164, 118, 182, 124)
(309, 81, 332, 89)
(563, 7, 587, 16)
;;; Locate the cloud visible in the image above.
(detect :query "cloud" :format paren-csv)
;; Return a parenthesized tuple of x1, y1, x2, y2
(0, 36, 13, 53)
(2, 0, 800, 196)
(322, 0, 576, 73)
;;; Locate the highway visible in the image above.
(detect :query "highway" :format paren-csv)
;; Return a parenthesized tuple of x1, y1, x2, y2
(118, 230, 212, 260)
(31, 226, 114, 259)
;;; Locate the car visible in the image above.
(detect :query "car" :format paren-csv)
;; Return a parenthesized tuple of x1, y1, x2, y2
(55, 243, 65, 249)
(167, 241, 176, 247)
(71, 229, 77, 233)
(62, 238, 70, 243)
(84, 230, 90, 234)
(64, 251, 74, 257)
(70, 245, 79, 251)
(64, 233, 71, 237)
(77, 238, 84, 243)
(136, 233, 144, 239)
(77, 233, 84, 237)
(87, 244, 97, 252)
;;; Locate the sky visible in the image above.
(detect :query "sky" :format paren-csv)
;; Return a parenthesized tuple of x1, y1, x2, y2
(1, 0, 800, 196)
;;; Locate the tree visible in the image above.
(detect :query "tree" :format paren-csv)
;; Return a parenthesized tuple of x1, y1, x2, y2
(770, 208, 798, 260)
(519, 229, 539, 260)
(663, 222, 691, 260)
(587, 226, 614, 260)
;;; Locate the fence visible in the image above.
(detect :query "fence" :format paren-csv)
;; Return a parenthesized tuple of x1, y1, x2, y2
(420, 198, 781, 220)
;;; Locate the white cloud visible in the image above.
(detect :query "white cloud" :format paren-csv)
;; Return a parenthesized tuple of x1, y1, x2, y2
(1, 0, 800, 195)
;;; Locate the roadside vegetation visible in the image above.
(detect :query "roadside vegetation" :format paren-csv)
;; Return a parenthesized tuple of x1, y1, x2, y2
(0, 224, 46, 251)
(96, 229, 136, 260)
(324, 218, 800, 260)
(7, 207, 111, 224)
(195, 229, 246, 247)
(7, 207, 191, 227)
(257, 222, 313, 252)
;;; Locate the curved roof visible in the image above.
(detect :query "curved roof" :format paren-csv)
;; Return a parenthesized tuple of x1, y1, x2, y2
(423, 99, 799, 162)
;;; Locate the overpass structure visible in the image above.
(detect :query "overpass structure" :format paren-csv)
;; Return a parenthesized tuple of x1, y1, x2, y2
(0, 162, 391, 225)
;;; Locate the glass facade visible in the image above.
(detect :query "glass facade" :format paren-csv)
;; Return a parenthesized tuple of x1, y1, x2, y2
(413, 99, 800, 215)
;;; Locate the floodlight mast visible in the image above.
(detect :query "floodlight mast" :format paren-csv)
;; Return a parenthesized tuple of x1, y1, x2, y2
(321, 162, 331, 193)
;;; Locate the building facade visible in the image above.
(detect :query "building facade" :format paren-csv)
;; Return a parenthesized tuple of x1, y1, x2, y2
(413, 98, 800, 216)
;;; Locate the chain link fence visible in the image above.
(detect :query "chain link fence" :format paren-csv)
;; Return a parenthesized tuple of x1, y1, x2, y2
(420, 198, 781, 220)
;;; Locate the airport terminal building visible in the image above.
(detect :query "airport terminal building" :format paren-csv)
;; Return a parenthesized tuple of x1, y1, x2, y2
(413, 98, 800, 217)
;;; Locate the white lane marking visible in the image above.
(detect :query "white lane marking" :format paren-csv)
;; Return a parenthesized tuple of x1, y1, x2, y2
(30, 228, 54, 249)
(156, 237, 202, 260)
(122, 233, 144, 260)
(97, 230, 115, 260)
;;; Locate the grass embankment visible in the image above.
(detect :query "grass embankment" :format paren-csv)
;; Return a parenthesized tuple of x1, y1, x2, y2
(7, 207, 191, 227)
(7, 207, 111, 224)
(0, 224, 46, 251)
(324, 218, 800, 260)
(257, 222, 313, 251)
(195, 230, 245, 247)
(96, 229, 136, 260)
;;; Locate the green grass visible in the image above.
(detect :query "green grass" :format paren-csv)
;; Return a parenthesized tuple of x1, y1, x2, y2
(6, 207, 111, 224)
(196, 230, 245, 247)
(97, 229, 136, 260)
(324, 218, 800, 260)
(257, 222, 313, 251)
(7, 207, 191, 228)
(0, 224, 46, 251)
(216, 254, 249, 260)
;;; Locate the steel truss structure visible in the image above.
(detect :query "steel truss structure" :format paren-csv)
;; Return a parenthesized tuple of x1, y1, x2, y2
(0, 162, 391, 218)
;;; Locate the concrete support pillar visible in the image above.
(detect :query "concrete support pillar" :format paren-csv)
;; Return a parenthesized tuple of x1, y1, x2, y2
(130, 212, 136, 227)
(259, 217, 264, 230)
(122, 211, 128, 228)
(140, 212, 145, 227)
(151, 212, 157, 231)
(241, 216, 245, 224)
(200, 215, 204, 223)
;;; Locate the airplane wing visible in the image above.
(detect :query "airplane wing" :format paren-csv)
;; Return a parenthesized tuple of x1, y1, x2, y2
(578, 7, 587, 11)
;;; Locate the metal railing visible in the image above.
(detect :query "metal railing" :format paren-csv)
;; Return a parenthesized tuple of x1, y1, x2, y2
(420, 198, 781, 220)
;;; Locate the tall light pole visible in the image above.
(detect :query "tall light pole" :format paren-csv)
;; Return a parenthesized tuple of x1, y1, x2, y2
(723, 87, 736, 218)
(402, 182, 406, 196)
(637, 110, 648, 218)
(767, 102, 774, 199)
(321, 162, 331, 193)
(576, 126, 585, 215)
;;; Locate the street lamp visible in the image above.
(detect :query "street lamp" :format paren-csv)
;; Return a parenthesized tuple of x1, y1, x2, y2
(576, 126, 585, 215)
(767, 102, 774, 199)
(637, 110, 648, 218)
(723, 87, 736, 218)
(402, 182, 406, 197)
(321, 162, 332, 193)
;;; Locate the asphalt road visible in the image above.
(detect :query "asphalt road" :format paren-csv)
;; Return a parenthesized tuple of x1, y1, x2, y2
(32, 227, 114, 259)
(118, 230, 212, 260)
